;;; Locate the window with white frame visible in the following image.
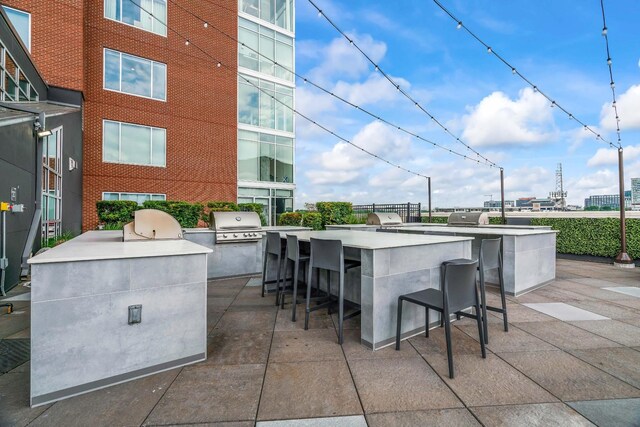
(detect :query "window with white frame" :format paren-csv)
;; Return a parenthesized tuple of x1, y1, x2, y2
(102, 192, 166, 205)
(103, 120, 166, 166)
(104, 0, 167, 36)
(238, 74, 293, 132)
(239, 0, 294, 32)
(2, 6, 31, 50)
(239, 17, 293, 81)
(104, 48, 166, 100)
(42, 127, 63, 243)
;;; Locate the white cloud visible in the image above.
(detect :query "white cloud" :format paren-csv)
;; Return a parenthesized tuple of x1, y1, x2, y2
(600, 84, 640, 131)
(587, 145, 640, 167)
(307, 33, 386, 84)
(305, 170, 360, 185)
(333, 74, 410, 107)
(458, 87, 557, 147)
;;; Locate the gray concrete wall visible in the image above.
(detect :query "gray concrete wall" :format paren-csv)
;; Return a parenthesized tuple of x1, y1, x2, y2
(30, 253, 208, 406)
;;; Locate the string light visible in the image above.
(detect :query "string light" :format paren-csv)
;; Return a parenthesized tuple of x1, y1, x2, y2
(185, 39, 189, 45)
(127, 0, 438, 180)
(456, 21, 462, 29)
(307, 0, 499, 167)
(204, 22, 208, 28)
(600, 0, 623, 146)
(432, 0, 617, 148)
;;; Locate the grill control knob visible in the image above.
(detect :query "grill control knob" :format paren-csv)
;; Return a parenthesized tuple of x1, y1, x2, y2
(222, 234, 227, 238)
(233, 233, 238, 237)
(243, 233, 248, 237)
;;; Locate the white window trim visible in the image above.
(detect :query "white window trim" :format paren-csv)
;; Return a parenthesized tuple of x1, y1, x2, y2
(102, 48, 167, 102)
(102, 119, 167, 167)
(239, 11, 294, 38)
(239, 65, 295, 89)
(2, 5, 31, 51)
(103, 0, 168, 37)
(102, 192, 166, 203)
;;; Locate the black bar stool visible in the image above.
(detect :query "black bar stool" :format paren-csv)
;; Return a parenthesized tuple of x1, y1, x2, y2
(262, 231, 285, 299)
(478, 237, 508, 344)
(278, 234, 310, 321)
(304, 238, 360, 344)
(395, 259, 486, 379)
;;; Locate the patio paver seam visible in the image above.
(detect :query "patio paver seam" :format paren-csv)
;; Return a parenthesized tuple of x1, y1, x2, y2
(253, 290, 280, 424)
(138, 367, 185, 427)
(407, 340, 486, 427)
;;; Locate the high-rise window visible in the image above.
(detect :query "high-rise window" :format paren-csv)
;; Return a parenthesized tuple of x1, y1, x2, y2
(239, 0, 294, 32)
(238, 75, 293, 132)
(103, 49, 166, 100)
(0, 41, 38, 101)
(103, 120, 166, 167)
(42, 127, 63, 243)
(238, 129, 293, 183)
(239, 18, 293, 81)
(102, 192, 166, 205)
(2, 6, 31, 50)
(104, 0, 167, 36)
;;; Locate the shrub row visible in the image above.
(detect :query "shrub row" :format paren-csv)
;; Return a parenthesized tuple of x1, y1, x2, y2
(97, 200, 270, 229)
(531, 217, 640, 259)
(278, 211, 323, 230)
(316, 202, 353, 227)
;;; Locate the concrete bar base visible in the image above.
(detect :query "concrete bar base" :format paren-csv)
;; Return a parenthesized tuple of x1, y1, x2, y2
(28, 231, 212, 407)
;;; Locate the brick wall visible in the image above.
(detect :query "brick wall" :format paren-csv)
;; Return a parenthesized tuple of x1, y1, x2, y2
(8, 0, 239, 230)
(2, 0, 84, 91)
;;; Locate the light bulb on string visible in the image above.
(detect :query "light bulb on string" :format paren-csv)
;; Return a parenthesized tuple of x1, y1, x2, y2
(216, 62, 221, 67)
(204, 22, 208, 28)
(317, 10, 322, 17)
(456, 21, 462, 29)
(487, 47, 492, 53)
(607, 57, 612, 65)
(602, 26, 608, 36)
(511, 68, 516, 74)
(185, 39, 190, 45)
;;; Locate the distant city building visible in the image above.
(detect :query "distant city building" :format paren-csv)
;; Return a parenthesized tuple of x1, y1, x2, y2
(584, 191, 632, 209)
(483, 200, 514, 208)
(632, 178, 640, 210)
(515, 197, 556, 211)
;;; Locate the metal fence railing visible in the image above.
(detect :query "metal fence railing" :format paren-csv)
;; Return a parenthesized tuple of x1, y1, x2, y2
(352, 203, 422, 223)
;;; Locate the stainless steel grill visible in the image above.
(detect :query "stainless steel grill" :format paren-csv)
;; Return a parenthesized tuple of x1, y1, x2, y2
(366, 212, 403, 226)
(447, 212, 489, 227)
(210, 211, 263, 243)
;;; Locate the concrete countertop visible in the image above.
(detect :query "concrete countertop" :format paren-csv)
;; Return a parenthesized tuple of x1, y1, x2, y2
(399, 226, 558, 236)
(279, 230, 472, 250)
(327, 223, 428, 229)
(28, 231, 213, 264)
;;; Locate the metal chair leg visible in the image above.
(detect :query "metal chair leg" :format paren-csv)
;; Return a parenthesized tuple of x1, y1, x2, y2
(261, 251, 269, 298)
(479, 269, 489, 345)
(499, 262, 509, 332)
(395, 298, 403, 350)
(338, 270, 344, 345)
(476, 299, 487, 359)
(426, 307, 430, 337)
(275, 253, 282, 306)
(444, 310, 454, 379)
(304, 266, 313, 330)
(291, 259, 299, 321)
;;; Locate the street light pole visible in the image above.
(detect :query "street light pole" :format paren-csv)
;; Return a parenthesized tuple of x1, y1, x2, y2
(615, 147, 633, 267)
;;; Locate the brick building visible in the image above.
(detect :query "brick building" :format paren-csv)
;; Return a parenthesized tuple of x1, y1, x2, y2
(1, 0, 295, 229)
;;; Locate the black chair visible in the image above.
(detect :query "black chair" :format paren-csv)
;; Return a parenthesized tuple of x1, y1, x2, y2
(261, 231, 285, 300)
(278, 234, 310, 321)
(395, 259, 486, 379)
(304, 238, 360, 344)
(477, 237, 508, 344)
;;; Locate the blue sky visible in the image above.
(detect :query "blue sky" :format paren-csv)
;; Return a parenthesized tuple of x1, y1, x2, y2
(293, 0, 640, 208)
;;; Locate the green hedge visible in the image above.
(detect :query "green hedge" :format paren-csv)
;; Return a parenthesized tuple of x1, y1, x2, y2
(302, 212, 323, 230)
(316, 202, 353, 226)
(142, 200, 203, 228)
(278, 212, 302, 226)
(531, 217, 640, 259)
(207, 201, 239, 211)
(96, 200, 139, 225)
(239, 203, 267, 226)
(422, 215, 448, 224)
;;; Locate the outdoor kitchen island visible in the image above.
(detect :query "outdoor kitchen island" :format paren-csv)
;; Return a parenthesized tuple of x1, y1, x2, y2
(279, 230, 473, 350)
(27, 231, 212, 406)
(389, 226, 558, 296)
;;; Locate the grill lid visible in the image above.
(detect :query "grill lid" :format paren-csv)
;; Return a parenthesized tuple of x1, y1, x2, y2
(447, 212, 489, 227)
(210, 211, 262, 231)
(123, 209, 183, 241)
(366, 212, 403, 226)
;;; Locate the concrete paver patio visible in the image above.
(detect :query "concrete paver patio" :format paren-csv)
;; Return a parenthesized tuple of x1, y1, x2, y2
(1, 259, 639, 426)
